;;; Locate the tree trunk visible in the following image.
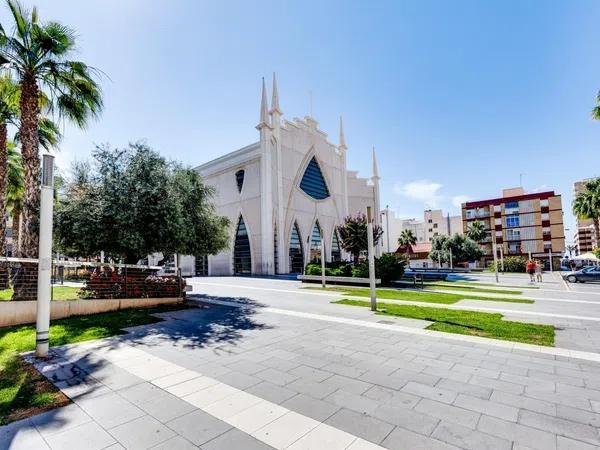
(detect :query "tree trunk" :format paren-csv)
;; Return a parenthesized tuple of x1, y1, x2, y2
(594, 218, 600, 250)
(12, 203, 21, 256)
(0, 123, 9, 289)
(12, 75, 40, 300)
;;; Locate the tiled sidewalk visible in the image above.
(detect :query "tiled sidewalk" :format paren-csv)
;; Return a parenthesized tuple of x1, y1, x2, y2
(2, 304, 600, 449)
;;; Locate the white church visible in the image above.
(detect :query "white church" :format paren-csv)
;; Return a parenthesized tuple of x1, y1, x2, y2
(184, 75, 382, 276)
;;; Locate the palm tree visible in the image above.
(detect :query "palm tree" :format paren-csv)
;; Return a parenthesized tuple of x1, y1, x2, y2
(6, 145, 24, 256)
(573, 178, 600, 251)
(0, 76, 19, 288)
(466, 220, 486, 243)
(397, 229, 417, 256)
(0, 0, 102, 254)
(592, 90, 600, 120)
(0, 0, 102, 298)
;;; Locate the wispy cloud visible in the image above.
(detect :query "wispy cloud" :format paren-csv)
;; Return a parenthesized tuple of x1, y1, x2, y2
(451, 194, 471, 208)
(394, 179, 444, 209)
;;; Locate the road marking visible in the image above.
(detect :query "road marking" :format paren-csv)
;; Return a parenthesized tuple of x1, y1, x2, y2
(191, 280, 600, 306)
(191, 297, 600, 363)
(59, 342, 385, 450)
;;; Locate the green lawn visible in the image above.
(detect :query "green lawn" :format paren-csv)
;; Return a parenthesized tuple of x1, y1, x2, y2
(333, 299, 554, 346)
(395, 281, 523, 295)
(0, 286, 81, 301)
(306, 286, 533, 305)
(0, 303, 193, 425)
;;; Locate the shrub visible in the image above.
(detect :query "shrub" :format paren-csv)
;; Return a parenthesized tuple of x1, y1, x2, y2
(350, 254, 407, 285)
(488, 256, 527, 273)
(80, 266, 185, 299)
(305, 261, 352, 277)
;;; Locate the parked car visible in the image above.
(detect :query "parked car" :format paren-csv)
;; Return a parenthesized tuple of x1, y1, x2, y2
(563, 266, 600, 283)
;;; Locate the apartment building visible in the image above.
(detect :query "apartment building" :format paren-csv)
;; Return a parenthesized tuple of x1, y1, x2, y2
(381, 208, 462, 253)
(461, 187, 565, 265)
(573, 178, 598, 253)
(424, 209, 463, 242)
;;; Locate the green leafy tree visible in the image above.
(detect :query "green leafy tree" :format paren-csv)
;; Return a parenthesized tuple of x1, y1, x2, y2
(566, 244, 577, 257)
(429, 233, 483, 264)
(573, 178, 600, 252)
(466, 220, 486, 243)
(593, 248, 600, 260)
(336, 213, 383, 264)
(0, 0, 103, 264)
(397, 229, 417, 255)
(54, 143, 230, 263)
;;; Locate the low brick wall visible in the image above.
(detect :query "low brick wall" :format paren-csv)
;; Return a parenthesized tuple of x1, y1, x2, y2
(0, 297, 183, 328)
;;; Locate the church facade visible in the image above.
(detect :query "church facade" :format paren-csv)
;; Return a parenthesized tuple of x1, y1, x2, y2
(187, 75, 381, 276)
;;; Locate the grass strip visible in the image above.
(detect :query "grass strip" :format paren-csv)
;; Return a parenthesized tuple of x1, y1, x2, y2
(395, 282, 523, 295)
(0, 303, 192, 425)
(333, 299, 554, 346)
(305, 286, 533, 305)
(0, 286, 81, 301)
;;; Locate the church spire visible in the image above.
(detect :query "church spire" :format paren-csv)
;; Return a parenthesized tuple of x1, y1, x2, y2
(339, 116, 347, 151)
(270, 72, 282, 115)
(257, 77, 270, 129)
(372, 146, 379, 180)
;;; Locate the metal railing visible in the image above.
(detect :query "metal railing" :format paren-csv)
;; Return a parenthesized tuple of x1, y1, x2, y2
(0, 257, 186, 301)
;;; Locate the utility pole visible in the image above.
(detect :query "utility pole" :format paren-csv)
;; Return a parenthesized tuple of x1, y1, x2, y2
(449, 248, 453, 271)
(385, 205, 390, 253)
(36, 155, 55, 358)
(549, 249, 553, 272)
(367, 206, 377, 311)
(499, 246, 504, 272)
(492, 230, 499, 284)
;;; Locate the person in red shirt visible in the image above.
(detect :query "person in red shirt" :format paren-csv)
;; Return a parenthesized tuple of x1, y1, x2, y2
(526, 260, 536, 282)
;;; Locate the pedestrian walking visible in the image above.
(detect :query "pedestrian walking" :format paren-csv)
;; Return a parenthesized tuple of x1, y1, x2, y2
(535, 260, 543, 283)
(526, 260, 536, 282)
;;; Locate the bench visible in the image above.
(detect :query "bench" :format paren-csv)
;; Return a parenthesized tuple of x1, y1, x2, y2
(297, 275, 381, 287)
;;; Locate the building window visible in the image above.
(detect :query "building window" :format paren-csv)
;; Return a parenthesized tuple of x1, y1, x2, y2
(466, 210, 475, 219)
(505, 215, 520, 228)
(289, 221, 304, 273)
(428, 219, 433, 223)
(428, 228, 433, 232)
(541, 213, 549, 221)
(331, 230, 341, 261)
(299, 157, 330, 200)
(195, 255, 208, 276)
(506, 229, 520, 241)
(433, 223, 438, 229)
(540, 199, 549, 207)
(542, 227, 551, 236)
(309, 221, 322, 263)
(233, 216, 251, 274)
(505, 201, 519, 215)
(235, 169, 245, 193)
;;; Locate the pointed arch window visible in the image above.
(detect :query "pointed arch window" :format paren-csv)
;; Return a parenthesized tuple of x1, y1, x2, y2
(289, 222, 304, 273)
(299, 157, 330, 200)
(235, 169, 245, 193)
(309, 221, 323, 263)
(331, 230, 341, 262)
(233, 216, 251, 274)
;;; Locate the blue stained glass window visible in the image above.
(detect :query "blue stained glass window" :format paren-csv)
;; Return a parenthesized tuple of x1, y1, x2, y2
(233, 216, 251, 274)
(300, 157, 330, 200)
(331, 230, 341, 261)
(289, 222, 304, 273)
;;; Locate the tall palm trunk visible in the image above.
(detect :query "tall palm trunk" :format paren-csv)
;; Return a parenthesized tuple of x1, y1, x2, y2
(12, 75, 40, 300)
(0, 122, 9, 289)
(11, 203, 21, 255)
(594, 218, 600, 250)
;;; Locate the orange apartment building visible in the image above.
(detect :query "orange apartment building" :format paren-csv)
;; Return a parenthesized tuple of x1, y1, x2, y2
(461, 187, 565, 266)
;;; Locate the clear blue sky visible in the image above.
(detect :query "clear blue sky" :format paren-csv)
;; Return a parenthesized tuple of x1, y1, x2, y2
(3, 0, 600, 242)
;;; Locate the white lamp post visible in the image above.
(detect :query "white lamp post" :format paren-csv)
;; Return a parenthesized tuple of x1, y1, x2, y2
(320, 227, 326, 288)
(367, 206, 377, 311)
(36, 155, 55, 358)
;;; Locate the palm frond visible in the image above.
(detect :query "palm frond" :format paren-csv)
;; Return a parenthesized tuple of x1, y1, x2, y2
(591, 106, 600, 121)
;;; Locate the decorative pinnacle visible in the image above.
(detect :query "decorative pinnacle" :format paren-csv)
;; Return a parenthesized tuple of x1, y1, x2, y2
(372, 146, 380, 179)
(270, 72, 282, 115)
(257, 77, 270, 129)
(339, 116, 347, 150)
